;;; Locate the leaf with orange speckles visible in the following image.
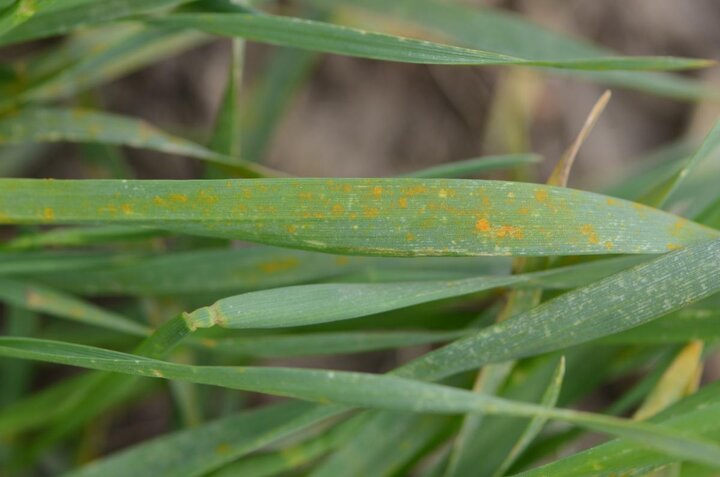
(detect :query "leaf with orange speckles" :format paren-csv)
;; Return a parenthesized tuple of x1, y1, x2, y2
(0, 178, 716, 257)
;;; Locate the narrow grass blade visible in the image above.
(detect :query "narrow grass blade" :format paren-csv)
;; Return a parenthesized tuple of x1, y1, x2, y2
(516, 382, 720, 476)
(155, 14, 711, 71)
(0, 0, 37, 36)
(399, 237, 720, 380)
(0, 307, 36, 407)
(208, 330, 468, 358)
(492, 357, 565, 477)
(0, 108, 273, 177)
(312, 413, 451, 477)
(640, 119, 720, 208)
(3, 338, 720, 468)
(603, 308, 720, 344)
(241, 47, 318, 162)
(0, 250, 139, 275)
(304, 0, 719, 100)
(0, 279, 149, 335)
(3, 225, 167, 250)
(208, 39, 244, 158)
(401, 154, 541, 179)
(9, 25, 209, 107)
(64, 401, 340, 477)
(1, 178, 716, 257)
(0, 0, 193, 46)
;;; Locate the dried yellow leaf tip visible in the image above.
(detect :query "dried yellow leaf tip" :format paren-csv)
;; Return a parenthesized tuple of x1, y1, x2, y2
(547, 90, 612, 187)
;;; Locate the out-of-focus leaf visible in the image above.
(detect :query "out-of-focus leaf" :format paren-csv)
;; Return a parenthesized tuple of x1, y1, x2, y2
(156, 13, 712, 71)
(402, 154, 541, 179)
(0, 279, 149, 335)
(0, 108, 276, 177)
(302, 0, 720, 100)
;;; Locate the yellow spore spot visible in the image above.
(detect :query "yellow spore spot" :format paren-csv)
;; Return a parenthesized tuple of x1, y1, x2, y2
(406, 233, 415, 241)
(667, 243, 682, 251)
(372, 186, 383, 199)
(259, 257, 300, 274)
(535, 189, 549, 203)
(198, 190, 219, 205)
(404, 185, 428, 196)
(606, 198, 618, 206)
(299, 191, 313, 200)
(342, 184, 353, 193)
(215, 444, 232, 455)
(438, 189, 448, 199)
(604, 241, 614, 250)
(331, 204, 345, 215)
(495, 225, 524, 239)
(169, 193, 188, 203)
(287, 225, 298, 234)
(517, 207, 530, 215)
(153, 196, 167, 206)
(120, 204, 133, 215)
(580, 224, 600, 245)
(475, 218, 491, 232)
(335, 257, 350, 266)
(398, 197, 408, 208)
(363, 207, 380, 218)
(43, 208, 54, 220)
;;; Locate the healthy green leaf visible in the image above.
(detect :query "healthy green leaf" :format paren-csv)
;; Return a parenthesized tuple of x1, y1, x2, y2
(398, 237, 720, 380)
(1, 178, 716, 256)
(2, 338, 720, 468)
(155, 13, 712, 71)
(303, 0, 720, 100)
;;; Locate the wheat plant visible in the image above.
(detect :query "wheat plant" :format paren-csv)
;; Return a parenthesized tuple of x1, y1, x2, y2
(0, 1, 719, 476)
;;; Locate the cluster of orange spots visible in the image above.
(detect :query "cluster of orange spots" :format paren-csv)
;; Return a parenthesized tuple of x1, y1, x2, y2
(495, 225, 524, 239)
(197, 190, 219, 205)
(534, 189, 549, 203)
(580, 224, 600, 245)
(120, 204, 133, 215)
(332, 204, 345, 215)
(438, 188, 456, 199)
(169, 193, 188, 203)
(475, 218, 491, 232)
(398, 197, 408, 208)
(372, 186, 383, 199)
(301, 211, 325, 219)
(404, 185, 428, 197)
(42, 208, 55, 220)
(670, 220, 685, 237)
(258, 257, 300, 274)
(363, 207, 380, 218)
